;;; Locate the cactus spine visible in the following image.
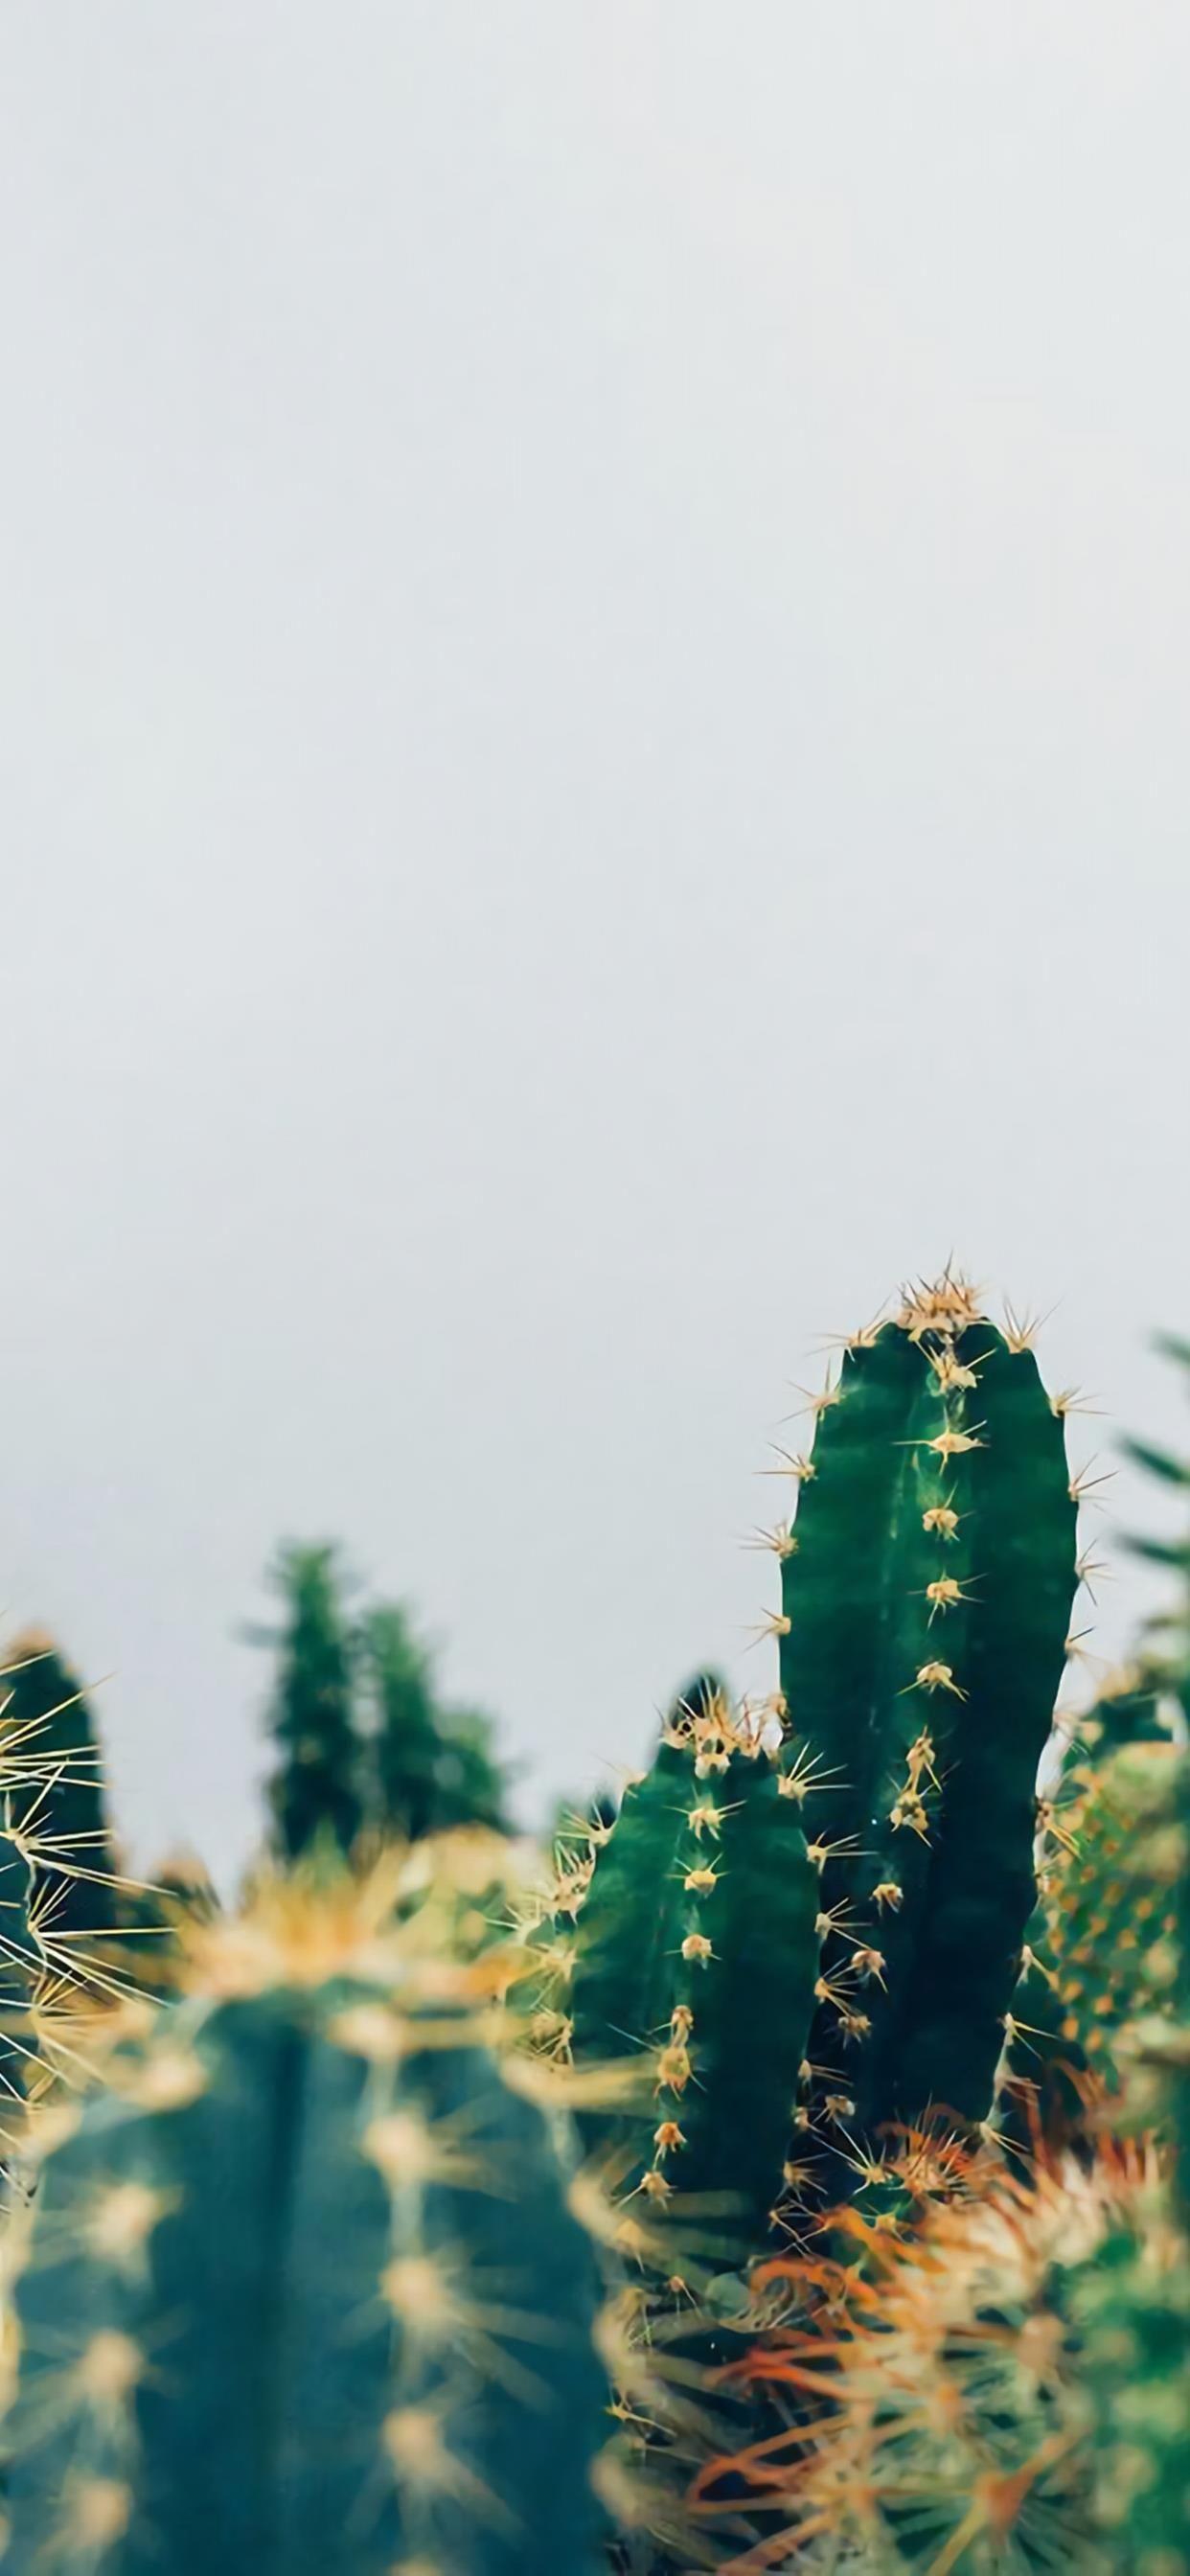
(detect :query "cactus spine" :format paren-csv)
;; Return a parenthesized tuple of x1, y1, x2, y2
(4, 1870, 606, 2575)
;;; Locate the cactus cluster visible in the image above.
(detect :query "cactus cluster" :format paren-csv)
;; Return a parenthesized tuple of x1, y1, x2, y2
(538, 1274, 1081, 2255)
(4, 1270, 1190, 2576)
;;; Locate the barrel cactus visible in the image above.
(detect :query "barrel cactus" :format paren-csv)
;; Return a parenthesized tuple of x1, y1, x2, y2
(2, 1863, 608, 2576)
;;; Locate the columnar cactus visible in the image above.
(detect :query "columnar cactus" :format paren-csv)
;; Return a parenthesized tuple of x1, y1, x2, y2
(775, 1276, 1079, 2179)
(566, 1686, 823, 2254)
(3, 1869, 607, 2576)
(556, 1274, 1081, 2247)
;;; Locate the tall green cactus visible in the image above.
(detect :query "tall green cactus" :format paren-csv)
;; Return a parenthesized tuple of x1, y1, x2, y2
(558, 1274, 1080, 2249)
(775, 1278, 1078, 2184)
(4, 1870, 606, 2576)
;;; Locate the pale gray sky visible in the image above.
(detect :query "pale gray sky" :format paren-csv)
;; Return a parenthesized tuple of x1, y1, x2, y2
(1, 7, 1187, 1874)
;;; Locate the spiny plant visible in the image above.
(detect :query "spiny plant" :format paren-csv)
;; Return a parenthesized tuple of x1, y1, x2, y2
(257, 1542, 364, 1863)
(0, 1647, 137, 2124)
(566, 1680, 823, 2260)
(2, 1631, 118, 1943)
(699, 2139, 1156, 2574)
(542, 1271, 1082, 2257)
(1003, 1690, 1179, 2143)
(700, 1328, 1190, 2576)
(359, 1599, 512, 1844)
(1059, 1360, 1190, 2573)
(107, 1846, 222, 1998)
(3, 1854, 609, 2576)
(773, 1272, 1079, 2199)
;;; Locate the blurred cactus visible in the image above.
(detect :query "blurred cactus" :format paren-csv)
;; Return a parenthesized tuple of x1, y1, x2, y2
(4, 1862, 607, 2575)
(1070, 2204, 1190, 2576)
(359, 1600, 512, 1843)
(1059, 1739, 1190, 2571)
(253, 1557, 513, 1864)
(108, 1847, 221, 1998)
(1004, 1702, 1179, 2142)
(256, 1543, 365, 1862)
(0, 1643, 135, 2118)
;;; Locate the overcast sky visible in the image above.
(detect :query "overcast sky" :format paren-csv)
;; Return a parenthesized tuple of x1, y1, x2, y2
(1, 7, 1188, 1875)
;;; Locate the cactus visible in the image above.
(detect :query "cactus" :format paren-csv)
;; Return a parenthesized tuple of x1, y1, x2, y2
(1068, 2207, 1190, 2576)
(557, 1275, 1080, 2257)
(1002, 1696, 1180, 2144)
(257, 1544, 364, 1862)
(556, 1668, 824, 2256)
(2, 1632, 118, 1943)
(0, 1657, 134, 2116)
(704, 2139, 1157, 2572)
(562, 1684, 823, 2257)
(774, 1276, 1079, 2187)
(3, 1864, 607, 2576)
(1049, 1744, 1190, 2572)
(359, 1601, 512, 1844)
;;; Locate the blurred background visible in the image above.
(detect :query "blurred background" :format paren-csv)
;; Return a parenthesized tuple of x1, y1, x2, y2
(0, 6, 1187, 1874)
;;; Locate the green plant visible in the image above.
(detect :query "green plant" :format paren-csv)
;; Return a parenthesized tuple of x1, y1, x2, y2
(4, 1863, 608, 2575)
(3, 1631, 118, 1943)
(774, 1276, 1078, 2194)
(1003, 1694, 1179, 2144)
(551, 1275, 1081, 2250)
(0, 1646, 136, 2118)
(359, 1600, 512, 1843)
(702, 2140, 1150, 2573)
(257, 1543, 364, 1863)
(566, 1684, 823, 2258)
